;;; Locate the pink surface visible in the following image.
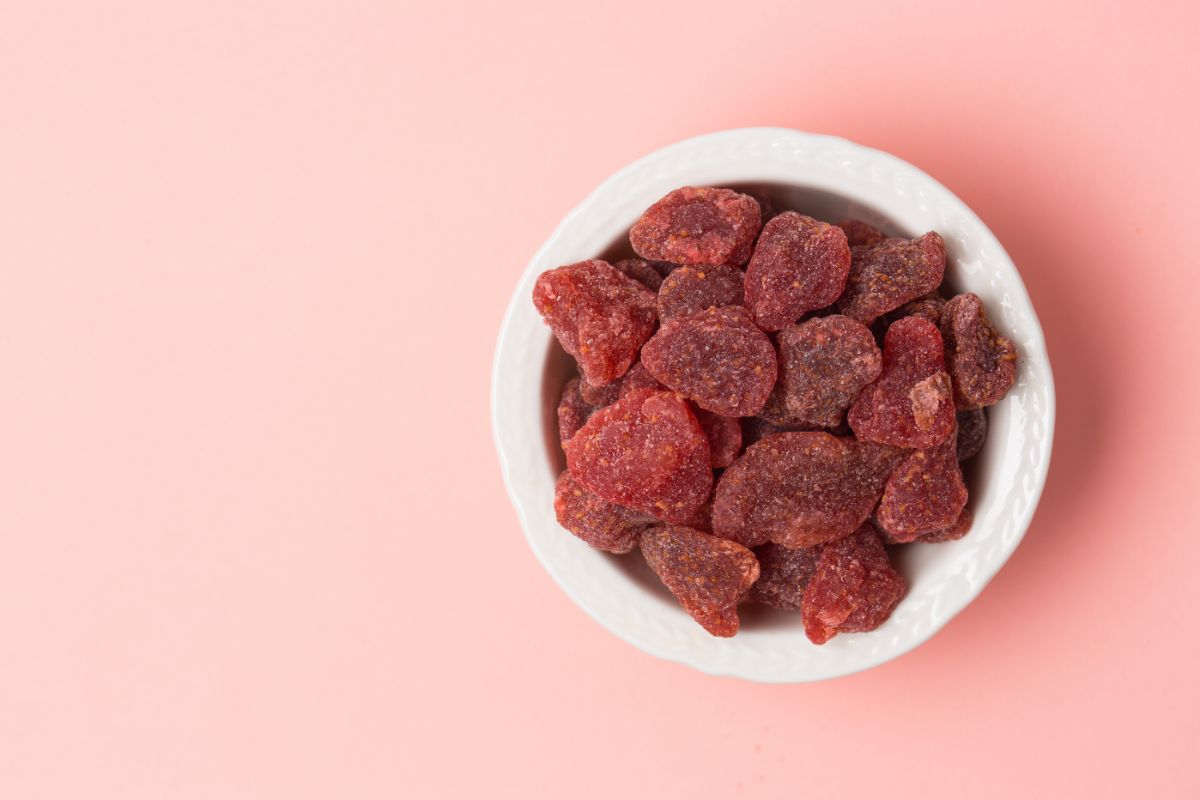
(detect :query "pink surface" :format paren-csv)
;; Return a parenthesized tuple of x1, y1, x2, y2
(1, 2, 1197, 797)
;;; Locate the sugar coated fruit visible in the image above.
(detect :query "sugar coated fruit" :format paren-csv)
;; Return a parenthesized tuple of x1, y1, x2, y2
(617, 361, 665, 398)
(941, 292, 1017, 409)
(748, 543, 820, 610)
(836, 219, 887, 247)
(849, 316, 956, 448)
(745, 212, 851, 331)
(630, 186, 761, 267)
(875, 428, 968, 541)
(612, 258, 665, 291)
(640, 526, 760, 637)
(801, 526, 905, 644)
(956, 408, 987, 461)
(837, 232, 946, 324)
(656, 264, 745, 321)
(565, 389, 712, 524)
(776, 315, 882, 428)
(554, 472, 656, 554)
(712, 431, 907, 549)
(533, 259, 657, 386)
(641, 306, 777, 417)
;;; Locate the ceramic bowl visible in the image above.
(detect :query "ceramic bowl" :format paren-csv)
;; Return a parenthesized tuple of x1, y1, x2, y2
(492, 127, 1055, 682)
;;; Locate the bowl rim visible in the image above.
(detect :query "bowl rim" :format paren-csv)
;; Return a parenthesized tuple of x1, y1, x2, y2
(492, 127, 1056, 682)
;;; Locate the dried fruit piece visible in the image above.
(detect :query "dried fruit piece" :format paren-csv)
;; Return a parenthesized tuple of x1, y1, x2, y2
(837, 232, 946, 324)
(656, 264, 745, 321)
(712, 431, 906, 549)
(849, 317, 956, 448)
(630, 186, 762, 267)
(836, 219, 887, 247)
(566, 389, 712, 524)
(748, 543, 820, 610)
(776, 316, 882, 428)
(875, 429, 968, 541)
(919, 507, 973, 543)
(802, 526, 905, 644)
(554, 472, 656, 553)
(882, 293, 946, 327)
(557, 377, 594, 445)
(692, 406, 743, 468)
(649, 260, 683, 278)
(612, 257, 665, 292)
(641, 306, 777, 417)
(578, 373, 621, 408)
(640, 526, 760, 637)
(744, 212, 851, 331)
(533, 260, 657, 386)
(617, 361, 665, 398)
(956, 408, 987, 461)
(941, 292, 1018, 409)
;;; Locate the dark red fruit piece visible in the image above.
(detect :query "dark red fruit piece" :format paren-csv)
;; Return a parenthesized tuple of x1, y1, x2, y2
(882, 293, 946, 327)
(656, 264, 745, 321)
(837, 232, 946, 324)
(612, 257, 665, 292)
(617, 361, 665, 398)
(875, 429, 968, 541)
(578, 373, 621, 408)
(712, 431, 907, 549)
(640, 526, 760, 637)
(748, 543, 820, 610)
(553, 472, 656, 554)
(918, 507, 974, 543)
(941, 292, 1018, 409)
(565, 389, 712, 524)
(835, 219, 887, 247)
(533, 260, 657, 386)
(956, 408, 987, 461)
(557, 377, 594, 445)
(776, 315, 882, 428)
(801, 526, 905, 644)
(641, 306, 777, 417)
(692, 406, 743, 468)
(848, 317, 956, 448)
(630, 186, 762, 267)
(744, 212, 851, 331)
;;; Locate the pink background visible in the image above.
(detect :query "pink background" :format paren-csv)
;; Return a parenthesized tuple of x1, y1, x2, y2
(1, 1, 1197, 797)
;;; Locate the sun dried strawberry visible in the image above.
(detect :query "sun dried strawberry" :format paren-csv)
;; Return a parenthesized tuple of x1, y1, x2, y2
(630, 187, 762, 267)
(837, 232, 945, 324)
(835, 219, 887, 247)
(849, 317, 955, 448)
(641, 306, 777, 417)
(656, 264, 745, 321)
(612, 257, 665, 292)
(640, 526, 760, 637)
(533, 260, 657, 386)
(776, 315, 882, 428)
(554, 472, 656, 553)
(566, 389, 712, 524)
(941, 292, 1017, 409)
(801, 526, 905, 644)
(744, 212, 851, 331)
(875, 428, 968, 541)
(748, 543, 820, 610)
(712, 431, 906, 549)
(956, 408, 987, 461)
(557, 377, 595, 445)
(692, 406, 743, 468)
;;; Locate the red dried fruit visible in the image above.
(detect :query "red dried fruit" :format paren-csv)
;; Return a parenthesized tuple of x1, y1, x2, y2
(617, 361, 665, 398)
(875, 429, 968, 541)
(776, 315, 882, 428)
(557, 377, 594, 445)
(565, 389, 712, 524)
(578, 373, 621, 408)
(956, 408, 987, 461)
(801, 526, 905, 644)
(630, 186, 762, 267)
(882, 293, 946, 327)
(692, 406, 743, 468)
(640, 526, 760, 637)
(685, 496, 714, 533)
(612, 257, 665, 292)
(649, 260, 683, 278)
(744, 212, 851, 331)
(837, 232, 946, 324)
(641, 306, 777, 417)
(941, 292, 1018, 409)
(836, 219, 887, 247)
(554, 472, 656, 554)
(919, 507, 974, 543)
(849, 317, 956, 448)
(712, 431, 907, 549)
(747, 543, 820, 610)
(656, 264, 745, 321)
(533, 260, 657, 386)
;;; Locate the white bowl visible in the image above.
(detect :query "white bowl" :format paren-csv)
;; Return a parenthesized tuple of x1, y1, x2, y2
(491, 128, 1055, 682)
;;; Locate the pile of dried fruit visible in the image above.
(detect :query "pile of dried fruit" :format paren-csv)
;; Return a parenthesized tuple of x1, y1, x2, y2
(534, 186, 1016, 643)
